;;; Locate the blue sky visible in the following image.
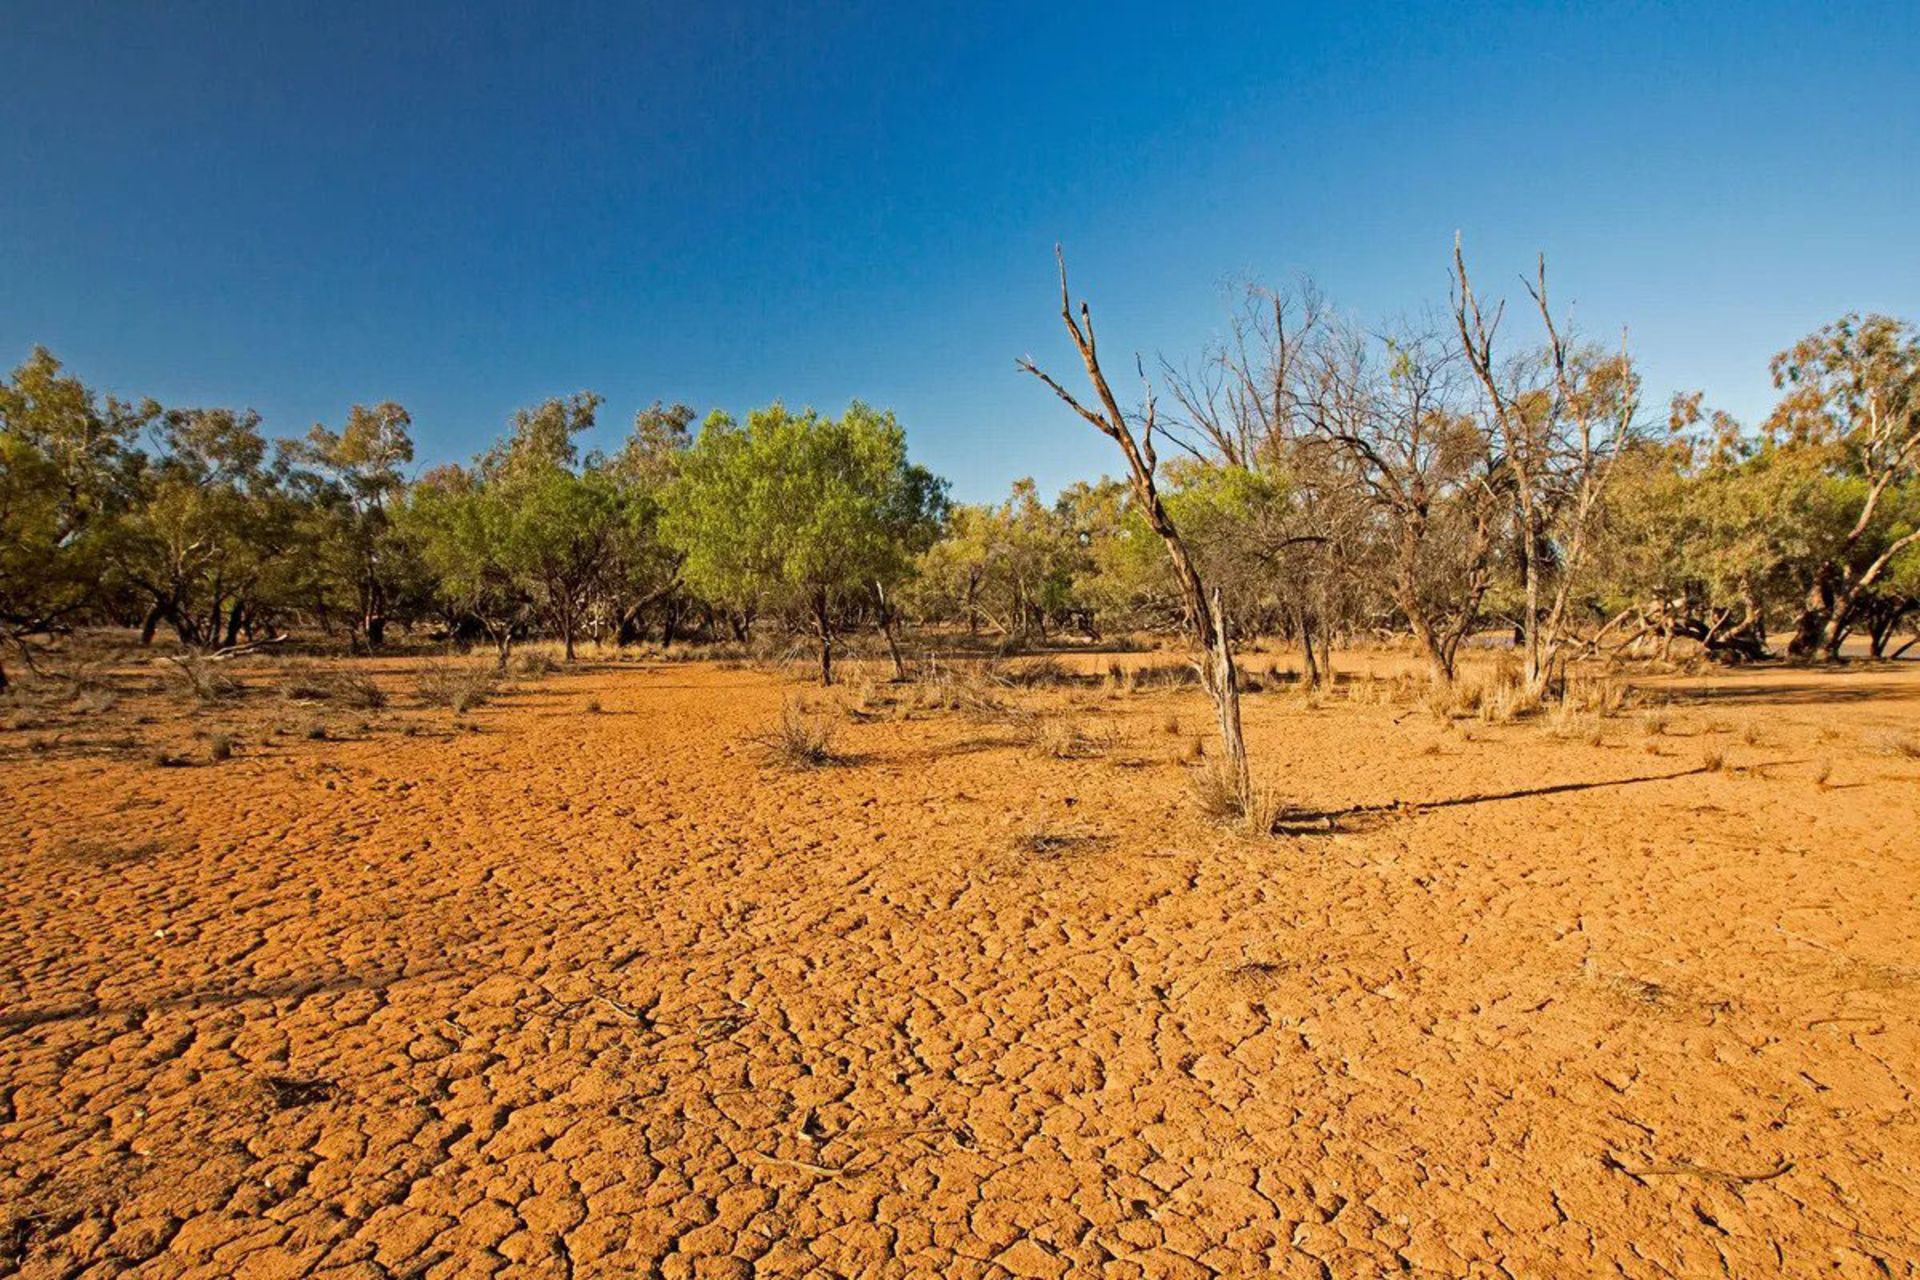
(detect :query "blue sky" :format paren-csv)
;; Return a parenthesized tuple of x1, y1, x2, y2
(4, 1, 1915, 501)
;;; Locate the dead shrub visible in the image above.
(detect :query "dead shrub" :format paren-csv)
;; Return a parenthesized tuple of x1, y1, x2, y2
(207, 732, 234, 762)
(1701, 749, 1726, 773)
(415, 661, 498, 713)
(167, 654, 243, 704)
(758, 700, 840, 768)
(281, 665, 387, 710)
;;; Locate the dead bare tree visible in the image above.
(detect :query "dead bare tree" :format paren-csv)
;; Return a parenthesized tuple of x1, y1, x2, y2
(1452, 236, 1639, 698)
(1295, 318, 1501, 683)
(1018, 248, 1252, 809)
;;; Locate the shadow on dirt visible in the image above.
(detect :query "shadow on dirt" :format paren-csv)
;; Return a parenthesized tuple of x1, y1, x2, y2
(1280, 764, 1714, 834)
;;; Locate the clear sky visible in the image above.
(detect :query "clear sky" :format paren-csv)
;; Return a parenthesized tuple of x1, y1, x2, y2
(4, 1, 1915, 501)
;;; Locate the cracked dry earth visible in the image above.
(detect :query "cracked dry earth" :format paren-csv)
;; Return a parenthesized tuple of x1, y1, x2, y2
(4, 658, 1920, 1278)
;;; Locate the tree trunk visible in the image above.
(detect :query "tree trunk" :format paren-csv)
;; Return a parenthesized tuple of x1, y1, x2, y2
(814, 590, 835, 686)
(875, 582, 907, 681)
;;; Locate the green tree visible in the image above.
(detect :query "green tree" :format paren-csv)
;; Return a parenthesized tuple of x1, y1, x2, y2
(663, 402, 947, 684)
(283, 402, 417, 647)
(0, 348, 151, 687)
(1767, 314, 1920, 657)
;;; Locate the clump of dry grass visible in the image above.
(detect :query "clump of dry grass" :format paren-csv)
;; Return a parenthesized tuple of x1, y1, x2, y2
(415, 660, 498, 713)
(1024, 710, 1093, 759)
(1701, 748, 1726, 773)
(281, 665, 387, 710)
(904, 662, 1006, 717)
(583, 697, 603, 714)
(1162, 711, 1181, 736)
(1877, 732, 1920, 760)
(758, 700, 840, 768)
(1639, 710, 1670, 737)
(1812, 759, 1833, 789)
(1562, 675, 1628, 718)
(207, 731, 234, 762)
(167, 654, 243, 704)
(509, 649, 560, 678)
(1187, 759, 1284, 836)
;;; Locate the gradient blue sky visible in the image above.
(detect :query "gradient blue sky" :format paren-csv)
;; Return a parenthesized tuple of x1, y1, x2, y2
(4, 1, 1916, 500)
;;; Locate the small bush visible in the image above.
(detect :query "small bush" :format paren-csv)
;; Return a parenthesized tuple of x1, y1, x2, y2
(1812, 759, 1832, 788)
(1701, 749, 1726, 773)
(584, 697, 603, 714)
(416, 661, 498, 713)
(207, 732, 234, 762)
(759, 701, 840, 768)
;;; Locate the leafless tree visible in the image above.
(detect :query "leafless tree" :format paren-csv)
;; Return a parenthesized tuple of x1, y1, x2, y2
(1453, 236, 1640, 697)
(1019, 249, 1251, 807)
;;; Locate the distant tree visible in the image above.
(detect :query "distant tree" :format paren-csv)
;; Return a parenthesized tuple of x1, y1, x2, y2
(1453, 240, 1641, 698)
(604, 401, 697, 644)
(0, 348, 151, 687)
(283, 402, 416, 648)
(112, 405, 295, 649)
(1766, 314, 1920, 658)
(399, 464, 528, 663)
(663, 402, 947, 684)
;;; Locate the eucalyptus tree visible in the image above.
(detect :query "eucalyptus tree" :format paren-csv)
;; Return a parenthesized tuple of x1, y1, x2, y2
(1766, 314, 1920, 658)
(0, 348, 150, 687)
(283, 402, 416, 647)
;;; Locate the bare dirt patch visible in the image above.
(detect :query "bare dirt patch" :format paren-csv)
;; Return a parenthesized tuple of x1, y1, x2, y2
(3, 653, 1918, 1275)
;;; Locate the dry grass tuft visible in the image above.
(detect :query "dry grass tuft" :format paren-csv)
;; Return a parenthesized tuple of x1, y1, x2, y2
(1024, 710, 1094, 759)
(207, 732, 234, 762)
(415, 661, 498, 713)
(167, 654, 243, 704)
(281, 665, 387, 710)
(1878, 732, 1920, 760)
(509, 649, 561, 678)
(758, 701, 841, 768)
(1701, 749, 1726, 773)
(1187, 760, 1285, 836)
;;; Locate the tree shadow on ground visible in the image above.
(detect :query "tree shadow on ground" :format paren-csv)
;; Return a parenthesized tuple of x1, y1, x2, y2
(1279, 764, 1715, 834)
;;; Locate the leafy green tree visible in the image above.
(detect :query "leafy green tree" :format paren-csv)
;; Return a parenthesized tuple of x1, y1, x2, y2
(0, 348, 151, 687)
(283, 402, 417, 647)
(664, 401, 947, 684)
(1767, 314, 1920, 657)
(603, 401, 697, 644)
(111, 405, 296, 648)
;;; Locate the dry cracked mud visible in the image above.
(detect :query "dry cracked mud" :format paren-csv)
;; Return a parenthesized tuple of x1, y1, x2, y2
(4, 656, 1918, 1277)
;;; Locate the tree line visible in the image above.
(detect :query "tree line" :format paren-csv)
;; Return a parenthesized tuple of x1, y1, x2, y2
(3, 251, 1916, 696)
